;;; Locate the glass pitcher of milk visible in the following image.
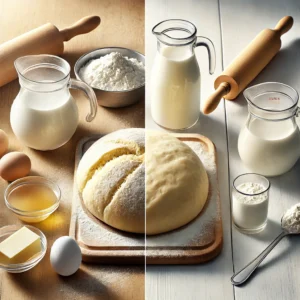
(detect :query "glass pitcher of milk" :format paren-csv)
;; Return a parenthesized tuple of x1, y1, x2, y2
(238, 82, 300, 176)
(151, 19, 216, 130)
(11, 55, 97, 151)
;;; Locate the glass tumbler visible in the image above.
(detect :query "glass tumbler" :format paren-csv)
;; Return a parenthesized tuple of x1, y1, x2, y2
(232, 173, 270, 234)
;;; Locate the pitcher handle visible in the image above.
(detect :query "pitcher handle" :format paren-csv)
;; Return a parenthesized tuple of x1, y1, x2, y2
(195, 36, 216, 75)
(68, 79, 97, 122)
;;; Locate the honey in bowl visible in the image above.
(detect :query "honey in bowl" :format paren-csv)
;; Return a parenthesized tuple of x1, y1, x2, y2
(5, 176, 60, 223)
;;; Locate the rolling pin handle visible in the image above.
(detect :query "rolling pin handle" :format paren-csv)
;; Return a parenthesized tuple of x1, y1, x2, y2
(202, 82, 230, 115)
(274, 16, 293, 36)
(60, 16, 101, 42)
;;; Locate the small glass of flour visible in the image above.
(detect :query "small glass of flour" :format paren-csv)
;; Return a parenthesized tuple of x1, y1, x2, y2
(232, 173, 270, 234)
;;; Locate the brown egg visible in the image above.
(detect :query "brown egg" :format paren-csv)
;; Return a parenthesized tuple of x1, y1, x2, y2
(0, 152, 31, 181)
(0, 129, 9, 157)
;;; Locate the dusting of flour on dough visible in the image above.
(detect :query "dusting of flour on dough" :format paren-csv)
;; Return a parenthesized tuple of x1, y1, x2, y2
(146, 141, 220, 249)
(74, 139, 220, 250)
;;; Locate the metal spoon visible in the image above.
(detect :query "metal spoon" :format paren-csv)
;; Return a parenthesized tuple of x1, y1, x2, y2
(231, 210, 297, 286)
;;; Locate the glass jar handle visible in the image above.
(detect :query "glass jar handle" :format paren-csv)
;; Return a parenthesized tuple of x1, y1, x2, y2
(195, 36, 216, 75)
(68, 79, 97, 122)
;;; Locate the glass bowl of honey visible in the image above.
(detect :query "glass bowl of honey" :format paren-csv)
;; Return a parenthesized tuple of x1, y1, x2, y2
(4, 176, 61, 223)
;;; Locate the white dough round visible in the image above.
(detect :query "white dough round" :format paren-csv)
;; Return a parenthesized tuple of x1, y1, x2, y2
(146, 131, 209, 235)
(50, 236, 82, 276)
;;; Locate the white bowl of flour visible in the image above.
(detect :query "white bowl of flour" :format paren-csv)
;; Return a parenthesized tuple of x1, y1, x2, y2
(75, 47, 145, 108)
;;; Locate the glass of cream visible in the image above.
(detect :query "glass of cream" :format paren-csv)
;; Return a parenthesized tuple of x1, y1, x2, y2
(232, 173, 270, 234)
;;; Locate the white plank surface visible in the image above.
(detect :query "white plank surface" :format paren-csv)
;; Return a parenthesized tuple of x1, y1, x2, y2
(221, 0, 300, 299)
(146, 0, 300, 299)
(145, 0, 233, 299)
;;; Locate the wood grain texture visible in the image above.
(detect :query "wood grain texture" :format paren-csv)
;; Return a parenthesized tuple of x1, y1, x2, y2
(0, 0, 144, 299)
(145, 0, 233, 299)
(221, 0, 300, 299)
(0, 16, 101, 87)
(60, 16, 101, 42)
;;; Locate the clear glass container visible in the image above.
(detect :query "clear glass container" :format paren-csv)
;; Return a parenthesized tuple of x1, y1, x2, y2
(238, 82, 300, 176)
(151, 19, 216, 130)
(4, 176, 61, 223)
(232, 173, 270, 234)
(0, 225, 46, 273)
(11, 55, 97, 151)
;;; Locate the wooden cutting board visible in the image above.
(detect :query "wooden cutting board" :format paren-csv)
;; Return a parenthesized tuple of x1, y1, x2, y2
(69, 133, 223, 264)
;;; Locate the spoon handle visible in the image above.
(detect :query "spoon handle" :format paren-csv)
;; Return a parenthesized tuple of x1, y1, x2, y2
(231, 231, 288, 286)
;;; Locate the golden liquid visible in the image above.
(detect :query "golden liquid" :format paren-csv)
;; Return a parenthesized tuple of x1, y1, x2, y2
(8, 184, 57, 212)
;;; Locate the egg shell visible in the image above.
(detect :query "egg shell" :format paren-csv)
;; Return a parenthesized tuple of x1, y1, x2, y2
(50, 236, 82, 276)
(0, 152, 31, 181)
(0, 129, 9, 158)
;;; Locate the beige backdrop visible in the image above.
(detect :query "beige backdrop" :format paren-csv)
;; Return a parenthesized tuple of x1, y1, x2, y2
(0, 0, 145, 299)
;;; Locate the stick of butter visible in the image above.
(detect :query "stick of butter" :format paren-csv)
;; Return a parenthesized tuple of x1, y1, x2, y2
(0, 227, 41, 264)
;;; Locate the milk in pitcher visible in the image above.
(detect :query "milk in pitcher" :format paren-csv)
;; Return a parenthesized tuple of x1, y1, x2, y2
(151, 19, 216, 130)
(151, 46, 200, 129)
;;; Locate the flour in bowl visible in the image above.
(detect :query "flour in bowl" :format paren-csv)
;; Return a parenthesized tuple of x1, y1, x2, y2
(79, 52, 145, 91)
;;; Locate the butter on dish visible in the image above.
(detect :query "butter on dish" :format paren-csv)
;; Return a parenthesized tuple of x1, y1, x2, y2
(0, 226, 41, 264)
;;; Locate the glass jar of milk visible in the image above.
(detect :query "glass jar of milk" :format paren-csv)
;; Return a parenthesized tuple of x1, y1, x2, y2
(151, 19, 216, 130)
(238, 82, 300, 176)
(11, 55, 97, 151)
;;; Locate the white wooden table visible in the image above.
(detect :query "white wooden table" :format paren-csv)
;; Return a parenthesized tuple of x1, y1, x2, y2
(146, 0, 300, 299)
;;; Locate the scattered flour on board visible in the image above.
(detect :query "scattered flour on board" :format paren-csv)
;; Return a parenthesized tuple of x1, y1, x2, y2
(79, 52, 145, 91)
(77, 207, 144, 247)
(75, 139, 220, 249)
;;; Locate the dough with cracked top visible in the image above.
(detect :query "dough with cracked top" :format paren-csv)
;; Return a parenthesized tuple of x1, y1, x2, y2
(77, 129, 208, 235)
(77, 128, 145, 234)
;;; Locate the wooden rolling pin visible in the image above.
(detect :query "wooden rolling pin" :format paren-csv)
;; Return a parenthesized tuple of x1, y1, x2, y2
(202, 16, 293, 114)
(0, 16, 101, 87)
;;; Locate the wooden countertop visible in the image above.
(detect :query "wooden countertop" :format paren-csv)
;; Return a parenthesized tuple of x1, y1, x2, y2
(0, 0, 145, 299)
